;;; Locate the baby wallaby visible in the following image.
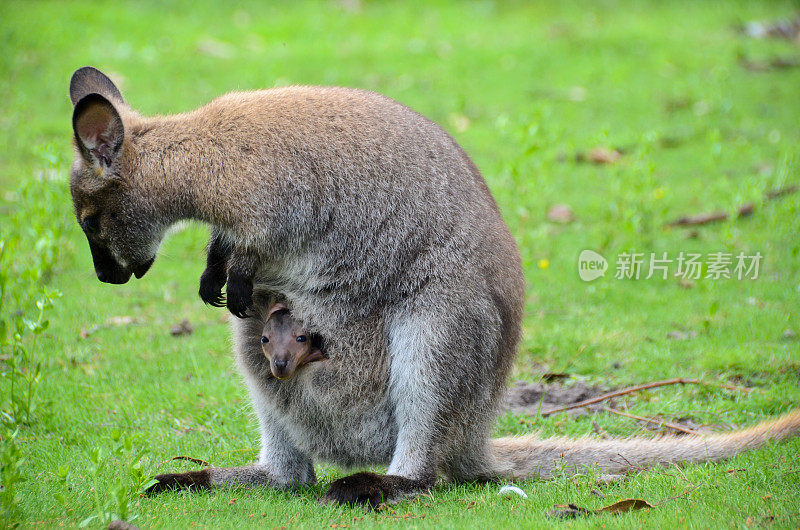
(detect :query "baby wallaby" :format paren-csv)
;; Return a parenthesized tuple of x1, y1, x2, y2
(261, 302, 326, 380)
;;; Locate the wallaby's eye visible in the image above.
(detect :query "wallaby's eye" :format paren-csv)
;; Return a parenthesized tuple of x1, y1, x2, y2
(296, 335, 307, 343)
(261, 336, 269, 344)
(82, 215, 99, 235)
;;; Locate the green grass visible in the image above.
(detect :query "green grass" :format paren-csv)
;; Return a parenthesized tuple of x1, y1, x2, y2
(2, 0, 800, 527)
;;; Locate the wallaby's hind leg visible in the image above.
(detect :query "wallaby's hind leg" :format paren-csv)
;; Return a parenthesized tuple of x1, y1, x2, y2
(145, 410, 315, 494)
(321, 313, 441, 508)
(322, 304, 501, 508)
(147, 315, 316, 494)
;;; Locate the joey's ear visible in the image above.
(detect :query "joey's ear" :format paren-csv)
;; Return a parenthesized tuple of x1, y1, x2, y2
(72, 93, 124, 169)
(69, 66, 125, 106)
(268, 302, 288, 319)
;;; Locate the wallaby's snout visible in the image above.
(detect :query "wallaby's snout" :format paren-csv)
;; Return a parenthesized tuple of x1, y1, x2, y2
(84, 234, 155, 284)
(270, 354, 296, 380)
(87, 238, 132, 284)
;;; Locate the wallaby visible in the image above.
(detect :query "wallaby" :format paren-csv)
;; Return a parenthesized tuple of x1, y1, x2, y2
(67, 66, 800, 508)
(260, 302, 326, 380)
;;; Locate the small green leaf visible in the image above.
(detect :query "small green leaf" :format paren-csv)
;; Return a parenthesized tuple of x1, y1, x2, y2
(78, 514, 99, 528)
(55, 465, 70, 480)
(140, 478, 159, 493)
(33, 319, 49, 334)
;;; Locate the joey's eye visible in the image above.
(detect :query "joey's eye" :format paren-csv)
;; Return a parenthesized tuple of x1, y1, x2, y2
(82, 215, 99, 235)
(296, 335, 307, 343)
(261, 336, 269, 344)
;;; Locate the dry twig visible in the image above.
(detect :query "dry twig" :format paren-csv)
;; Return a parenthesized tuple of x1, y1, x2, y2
(158, 455, 211, 467)
(604, 407, 701, 436)
(656, 483, 705, 505)
(542, 378, 700, 416)
(665, 185, 797, 227)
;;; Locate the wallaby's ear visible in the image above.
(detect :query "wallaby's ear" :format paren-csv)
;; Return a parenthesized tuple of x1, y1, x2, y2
(72, 93, 124, 169)
(268, 302, 289, 319)
(69, 66, 125, 106)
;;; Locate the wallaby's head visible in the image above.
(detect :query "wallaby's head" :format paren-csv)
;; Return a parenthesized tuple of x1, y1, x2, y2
(68, 66, 163, 284)
(260, 304, 319, 380)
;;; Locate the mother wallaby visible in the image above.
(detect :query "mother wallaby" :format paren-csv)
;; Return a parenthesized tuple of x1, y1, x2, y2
(68, 67, 800, 508)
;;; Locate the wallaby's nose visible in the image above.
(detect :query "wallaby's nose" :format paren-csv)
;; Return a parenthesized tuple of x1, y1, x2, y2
(271, 358, 292, 380)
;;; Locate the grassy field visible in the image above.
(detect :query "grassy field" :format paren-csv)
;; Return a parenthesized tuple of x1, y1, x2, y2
(2, 0, 800, 527)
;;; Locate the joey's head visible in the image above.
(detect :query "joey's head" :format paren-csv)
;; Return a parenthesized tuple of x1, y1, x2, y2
(260, 305, 317, 380)
(68, 67, 165, 284)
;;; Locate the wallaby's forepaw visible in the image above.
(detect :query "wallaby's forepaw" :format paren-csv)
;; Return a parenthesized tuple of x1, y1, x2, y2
(226, 271, 254, 319)
(198, 267, 227, 307)
(320, 472, 427, 510)
(145, 470, 212, 494)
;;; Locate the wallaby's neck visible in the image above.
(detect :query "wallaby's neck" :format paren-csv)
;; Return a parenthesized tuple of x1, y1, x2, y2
(131, 112, 248, 230)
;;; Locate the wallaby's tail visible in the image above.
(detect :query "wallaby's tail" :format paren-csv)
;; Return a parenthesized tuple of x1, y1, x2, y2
(490, 409, 800, 479)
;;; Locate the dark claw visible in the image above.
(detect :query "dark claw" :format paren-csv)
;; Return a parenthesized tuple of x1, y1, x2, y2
(198, 267, 227, 307)
(208, 295, 226, 308)
(226, 272, 254, 319)
(145, 470, 212, 495)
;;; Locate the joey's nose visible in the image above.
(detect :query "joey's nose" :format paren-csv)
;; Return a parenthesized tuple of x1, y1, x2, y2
(271, 359, 293, 379)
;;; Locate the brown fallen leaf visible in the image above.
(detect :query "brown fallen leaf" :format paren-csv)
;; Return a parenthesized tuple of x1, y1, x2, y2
(546, 204, 575, 223)
(589, 147, 622, 164)
(170, 319, 193, 336)
(667, 330, 698, 341)
(739, 54, 800, 71)
(548, 498, 653, 518)
(598, 498, 654, 513)
(541, 372, 570, 382)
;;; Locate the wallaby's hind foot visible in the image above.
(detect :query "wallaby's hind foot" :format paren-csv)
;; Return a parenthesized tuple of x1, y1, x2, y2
(320, 472, 431, 510)
(145, 470, 212, 494)
(145, 464, 310, 494)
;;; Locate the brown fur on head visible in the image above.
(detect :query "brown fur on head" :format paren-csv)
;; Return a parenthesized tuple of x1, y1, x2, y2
(261, 304, 324, 380)
(68, 67, 171, 284)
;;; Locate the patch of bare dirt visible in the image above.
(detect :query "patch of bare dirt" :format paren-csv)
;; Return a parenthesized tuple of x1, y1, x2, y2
(503, 380, 613, 417)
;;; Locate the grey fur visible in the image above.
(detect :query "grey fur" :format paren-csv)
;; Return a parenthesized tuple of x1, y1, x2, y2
(67, 67, 800, 506)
